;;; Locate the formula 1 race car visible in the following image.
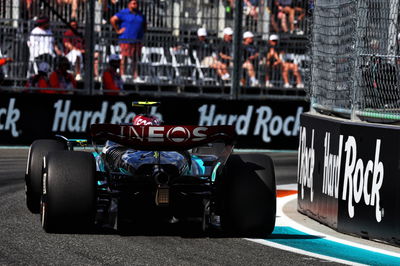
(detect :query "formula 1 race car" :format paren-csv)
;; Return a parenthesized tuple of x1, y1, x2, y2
(25, 102, 276, 236)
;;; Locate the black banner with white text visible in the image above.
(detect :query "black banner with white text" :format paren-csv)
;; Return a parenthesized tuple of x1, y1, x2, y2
(0, 93, 308, 149)
(298, 113, 400, 246)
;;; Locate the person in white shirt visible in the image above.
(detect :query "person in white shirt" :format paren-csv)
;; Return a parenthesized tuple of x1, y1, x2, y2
(27, 16, 62, 73)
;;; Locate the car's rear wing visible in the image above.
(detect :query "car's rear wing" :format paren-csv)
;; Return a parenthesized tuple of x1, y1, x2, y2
(90, 124, 236, 151)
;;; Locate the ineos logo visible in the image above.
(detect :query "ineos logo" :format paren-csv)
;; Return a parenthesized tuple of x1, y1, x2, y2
(166, 127, 191, 143)
(119, 125, 208, 143)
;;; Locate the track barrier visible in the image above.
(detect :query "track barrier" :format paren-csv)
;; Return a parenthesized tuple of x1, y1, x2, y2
(298, 112, 400, 246)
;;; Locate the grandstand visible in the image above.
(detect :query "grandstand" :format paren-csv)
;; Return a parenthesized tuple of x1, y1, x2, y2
(0, 0, 310, 98)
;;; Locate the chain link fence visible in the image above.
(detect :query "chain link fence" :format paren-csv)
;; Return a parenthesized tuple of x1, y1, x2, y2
(310, 0, 400, 122)
(0, 0, 311, 99)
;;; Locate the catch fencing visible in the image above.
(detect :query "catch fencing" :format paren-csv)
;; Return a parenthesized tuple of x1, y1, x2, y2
(0, 0, 311, 99)
(310, 0, 400, 122)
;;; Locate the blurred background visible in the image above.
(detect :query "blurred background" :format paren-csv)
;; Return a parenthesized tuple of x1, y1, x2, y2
(0, 0, 311, 99)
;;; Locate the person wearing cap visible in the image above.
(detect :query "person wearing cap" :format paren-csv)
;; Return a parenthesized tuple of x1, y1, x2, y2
(110, 0, 147, 83)
(242, 31, 259, 87)
(264, 34, 282, 88)
(102, 54, 124, 95)
(189, 28, 216, 70)
(49, 56, 77, 93)
(214, 27, 233, 81)
(25, 61, 52, 93)
(28, 16, 62, 72)
(63, 19, 84, 81)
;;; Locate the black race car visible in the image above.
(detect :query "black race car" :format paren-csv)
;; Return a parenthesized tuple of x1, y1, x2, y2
(25, 103, 276, 236)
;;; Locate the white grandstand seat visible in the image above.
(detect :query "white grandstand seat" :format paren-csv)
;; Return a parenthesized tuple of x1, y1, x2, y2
(169, 47, 196, 85)
(140, 46, 172, 84)
(192, 50, 219, 86)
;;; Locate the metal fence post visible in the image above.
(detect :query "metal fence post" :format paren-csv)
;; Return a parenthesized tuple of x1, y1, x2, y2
(84, 0, 95, 95)
(351, 0, 363, 121)
(388, 0, 399, 58)
(231, 0, 243, 100)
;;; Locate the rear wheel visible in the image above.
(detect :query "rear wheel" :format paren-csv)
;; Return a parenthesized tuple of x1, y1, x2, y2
(41, 151, 96, 233)
(219, 154, 276, 237)
(25, 139, 67, 213)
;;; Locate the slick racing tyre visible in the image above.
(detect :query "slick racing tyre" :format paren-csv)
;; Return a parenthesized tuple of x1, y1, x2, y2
(220, 154, 276, 237)
(41, 151, 96, 233)
(25, 139, 67, 213)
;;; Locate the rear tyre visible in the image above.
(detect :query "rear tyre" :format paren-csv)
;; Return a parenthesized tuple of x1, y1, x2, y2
(219, 154, 276, 237)
(41, 151, 96, 233)
(25, 139, 67, 213)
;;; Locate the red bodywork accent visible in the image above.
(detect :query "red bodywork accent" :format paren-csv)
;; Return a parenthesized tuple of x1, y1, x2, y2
(90, 124, 236, 151)
(132, 115, 161, 125)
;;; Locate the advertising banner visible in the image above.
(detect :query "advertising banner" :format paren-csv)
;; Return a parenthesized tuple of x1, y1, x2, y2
(0, 93, 308, 149)
(298, 113, 400, 245)
(337, 122, 400, 244)
(297, 113, 341, 228)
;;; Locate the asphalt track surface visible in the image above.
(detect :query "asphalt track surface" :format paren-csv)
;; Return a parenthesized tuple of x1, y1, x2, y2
(0, 148, 342, 265)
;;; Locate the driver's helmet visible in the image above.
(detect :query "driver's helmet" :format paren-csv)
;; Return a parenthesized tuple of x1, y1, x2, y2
(132, 114, 161, 125)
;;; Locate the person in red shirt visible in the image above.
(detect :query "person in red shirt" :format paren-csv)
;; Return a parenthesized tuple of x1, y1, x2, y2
(102, 54, 123, 95)
(49, 56, 77, 93)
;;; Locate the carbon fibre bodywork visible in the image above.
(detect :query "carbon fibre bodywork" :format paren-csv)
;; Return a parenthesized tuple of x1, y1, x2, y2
(89, 124, 236, 228)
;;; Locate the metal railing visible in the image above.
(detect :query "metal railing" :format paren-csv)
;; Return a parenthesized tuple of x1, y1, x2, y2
(0, 0, 311, 99)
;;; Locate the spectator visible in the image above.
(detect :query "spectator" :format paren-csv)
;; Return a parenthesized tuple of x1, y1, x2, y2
(268, 0, 281, 33)
(244, 0, 259, 20)
(293, 0, 306, 34)
(102, 54, 123, 95)
(23, 0, 37, 19)
(102, 0, 119, 24)
(276, 0, 305, 34)
(49, 56, 77, 93)
(224, 0, 235, 20)
(110, 0, 147, 82)
(264, 34, 282, 87)
(27, 16, 62, 72)
(56, 0, 81, 19)
(280, 50, 304, 88)
(276, 0, 295, 33)
(242, 31, 259, 87)
(0, 57, 12, 85)
(215, 27, 234, 81)
(63, 19, 84, 81)
(25, 61, 51, 93)
(189, 28, 216, 69)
